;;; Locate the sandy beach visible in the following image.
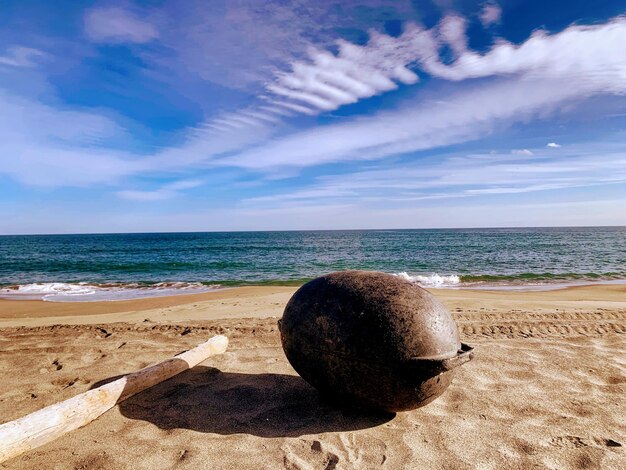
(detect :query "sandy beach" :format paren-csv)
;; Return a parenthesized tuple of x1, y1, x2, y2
(0, 285, 624, 469)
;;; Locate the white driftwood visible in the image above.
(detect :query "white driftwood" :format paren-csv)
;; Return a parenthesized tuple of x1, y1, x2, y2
(0, 334, 228, 463)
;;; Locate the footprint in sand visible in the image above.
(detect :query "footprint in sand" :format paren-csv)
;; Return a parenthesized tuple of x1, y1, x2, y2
(281, 439, 340, 470)
(592, 438, 622, 448)
(549, 435, 589, 448)
(94, 327, 112, 338)
(550, 436, 623, 449)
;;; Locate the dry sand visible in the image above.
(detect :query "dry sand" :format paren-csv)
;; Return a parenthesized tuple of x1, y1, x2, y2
(0, 285, 624, 469)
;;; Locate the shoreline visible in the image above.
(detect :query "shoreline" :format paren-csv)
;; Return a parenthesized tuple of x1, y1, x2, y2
(3, 276, 626, 303)
(1, 283, 625, 328)
(3, 277, 626, 299)
(0, 286, 295, 325)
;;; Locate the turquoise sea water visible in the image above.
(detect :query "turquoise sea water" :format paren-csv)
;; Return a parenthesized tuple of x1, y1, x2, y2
(1, 227, 625, 301)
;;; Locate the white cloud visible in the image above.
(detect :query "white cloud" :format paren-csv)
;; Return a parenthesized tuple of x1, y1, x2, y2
(269, 101, 317, 115)
(421, 16, 626, 84)
(241, 148, 626, 206)
(479, 2, 502, 27)
(512, 149, 534, 155)
(547, 142, 562, 148)
(84, 7, 158, 44)
(212, 113, 266, 130)
(0, 91, 137, 186)
(117, 179, 203, 201)
(218, 16, 626, 169)
(0, 46, 45, 67)
(0, 86, 274, 187)
(221, 74, 618, 170)
(438, 15, 468, 56)
(258, 14, 626, 121)
(150, 0, 418, 94)
(264, 22, 431, 114)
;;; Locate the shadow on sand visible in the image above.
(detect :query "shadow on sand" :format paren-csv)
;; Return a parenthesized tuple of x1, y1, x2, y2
(93, 366, 393, 438)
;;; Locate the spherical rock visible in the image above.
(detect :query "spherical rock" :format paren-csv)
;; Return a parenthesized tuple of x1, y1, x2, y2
(279, 270, 474, 412)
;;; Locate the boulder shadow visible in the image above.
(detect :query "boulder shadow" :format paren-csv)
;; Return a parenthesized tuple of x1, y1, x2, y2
(94, 366, 393, 438)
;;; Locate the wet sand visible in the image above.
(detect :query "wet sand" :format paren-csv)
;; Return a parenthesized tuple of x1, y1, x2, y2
(0, 285, 624, 469)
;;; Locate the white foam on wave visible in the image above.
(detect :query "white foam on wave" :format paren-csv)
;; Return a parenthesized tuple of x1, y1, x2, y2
(0, 282, 220, 302)
(394, 272, 461, 288)
(11, 282, 96, 296)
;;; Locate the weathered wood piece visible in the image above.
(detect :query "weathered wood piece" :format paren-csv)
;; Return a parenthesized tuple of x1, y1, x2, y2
(0, 334, 229, 463)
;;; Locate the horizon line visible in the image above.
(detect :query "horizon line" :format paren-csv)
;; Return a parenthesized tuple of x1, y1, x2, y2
(1, 224, 625, 237)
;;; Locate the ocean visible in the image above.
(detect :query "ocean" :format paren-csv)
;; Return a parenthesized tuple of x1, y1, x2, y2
(1, 227, 625, 301)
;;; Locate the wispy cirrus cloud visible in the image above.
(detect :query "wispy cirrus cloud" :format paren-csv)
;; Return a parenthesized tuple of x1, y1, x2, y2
(0, 46, 45, 67)
(117, 179, 203, 201)
(0, 90, 138, 187)
(84, 6, 159, 44)
(0, 84, 276, 187)
(152, 0, 418, 93)
(243, 146, 626, 206)
(264, 27, 424, 114)
(221, 77, 619, 171)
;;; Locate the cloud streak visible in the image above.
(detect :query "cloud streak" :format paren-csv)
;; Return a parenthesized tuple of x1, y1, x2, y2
(421, 16, 626, 84)
(84, 6, 159, 44)
(243, 147, 626, 206)
(0, 90, 139, 186)
(117, 179, 203, 201)
(0, 46, 45, 67)
(265, 28, 424, 113)
(221, 75, 619, 171)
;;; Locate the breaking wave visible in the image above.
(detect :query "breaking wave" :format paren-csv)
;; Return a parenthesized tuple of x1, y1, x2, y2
(2, 270, 626, 302)
(0, 282, 221, 302)
(394, 272, 461, 287)
(393, 271, 626, 289)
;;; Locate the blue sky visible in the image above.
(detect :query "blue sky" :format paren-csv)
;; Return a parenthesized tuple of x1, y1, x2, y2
(1, 0, 626, 233)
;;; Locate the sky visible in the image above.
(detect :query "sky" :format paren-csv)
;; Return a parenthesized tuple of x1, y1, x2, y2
(1, 0, 626, 234)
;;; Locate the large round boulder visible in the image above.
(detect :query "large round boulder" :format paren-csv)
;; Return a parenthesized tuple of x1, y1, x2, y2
(279, 270, 474, 412)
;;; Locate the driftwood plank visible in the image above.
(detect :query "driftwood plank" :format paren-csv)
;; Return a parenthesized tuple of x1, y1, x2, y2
(0, 334, 229, 463)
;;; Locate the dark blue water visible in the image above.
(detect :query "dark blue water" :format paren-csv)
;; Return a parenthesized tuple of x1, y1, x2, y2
(1, 227, 625, 300)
